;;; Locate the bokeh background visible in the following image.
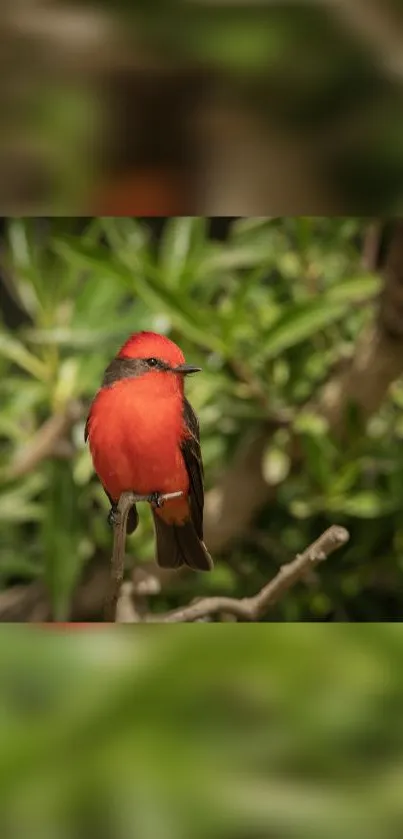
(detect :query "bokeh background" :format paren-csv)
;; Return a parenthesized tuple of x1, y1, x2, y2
(1, 625, 403, 839)
(1, 215, 403, 622)
(2, 0, 403, 214)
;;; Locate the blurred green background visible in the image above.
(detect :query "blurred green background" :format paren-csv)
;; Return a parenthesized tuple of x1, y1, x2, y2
(2, 0, 403, 213)
(1, 216, 403, 621)
(1, 625, 403, 839)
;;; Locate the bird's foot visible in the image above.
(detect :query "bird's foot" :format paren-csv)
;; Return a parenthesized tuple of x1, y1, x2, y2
(108, 505, 120, 528)
(148, 491, 165, 510)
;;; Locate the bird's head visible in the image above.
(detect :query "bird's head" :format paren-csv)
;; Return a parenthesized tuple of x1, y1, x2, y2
(102, 331, 201, 389)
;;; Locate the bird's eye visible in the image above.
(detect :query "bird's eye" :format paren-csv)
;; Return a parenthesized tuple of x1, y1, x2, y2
(146, 357, 159, 367)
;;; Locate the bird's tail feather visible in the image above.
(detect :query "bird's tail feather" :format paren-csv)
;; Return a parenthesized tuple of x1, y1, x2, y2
(153, 513, 213, 571)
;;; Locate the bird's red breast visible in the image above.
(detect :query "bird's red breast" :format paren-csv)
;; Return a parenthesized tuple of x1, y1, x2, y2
(86, 332, 193, 526)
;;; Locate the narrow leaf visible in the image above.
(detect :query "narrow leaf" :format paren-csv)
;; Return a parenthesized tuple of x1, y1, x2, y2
(262, 296, 351, 360)
(326, 274, 381, 302)
(55, 238, 227, 354)
(0, 334, 49, 380)
(160, 218, 208, 287)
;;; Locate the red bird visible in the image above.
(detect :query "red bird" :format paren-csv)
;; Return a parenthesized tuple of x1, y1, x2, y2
(85, 331, 213, 571)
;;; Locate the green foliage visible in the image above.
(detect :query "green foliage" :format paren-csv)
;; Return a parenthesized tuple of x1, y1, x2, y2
(2, 626, 403, 838)
(0, 217, 401, 619)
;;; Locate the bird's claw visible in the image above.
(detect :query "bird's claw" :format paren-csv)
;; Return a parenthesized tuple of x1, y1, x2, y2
(148, 491, 165, 509)
(108, 506, 120, 528)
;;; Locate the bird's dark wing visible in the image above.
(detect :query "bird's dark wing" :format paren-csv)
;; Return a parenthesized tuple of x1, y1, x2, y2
(181, 397, 204, 540)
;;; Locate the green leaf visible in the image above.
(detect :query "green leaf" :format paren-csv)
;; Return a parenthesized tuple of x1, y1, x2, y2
(71, 273, 127, 326)
(330, 462, 362, 496)
(328, 492, 400, 518)
(230, 218, 276, 237)
(0, 554, 42, 582)
(41, 461, 84, 620)
(200, 242, 275, 274)
(0, 500, 43, 523)
(299, 434, 334, 491)
(293, 412, 329, 437)
(262, 298, 347, 359)
(260, 274, 380, 361)
(55, 237, 227, 354)
(0, 474, 47, 523)
(99, 216, 150, 254)
(202, 562, 237, 593)
(326, 274, 381, 303)
(0, 333, 49, 380)
(159, 218, 208, 287)
(6, 219, 69, 315)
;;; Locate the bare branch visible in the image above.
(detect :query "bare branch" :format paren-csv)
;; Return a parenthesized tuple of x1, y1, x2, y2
(145, 525, 349, 623)
(104, 490, 184, 622)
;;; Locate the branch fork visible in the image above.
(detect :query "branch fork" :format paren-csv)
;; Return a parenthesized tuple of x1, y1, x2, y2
(105, 490, 349, 623)
(104, 490, 184, 621)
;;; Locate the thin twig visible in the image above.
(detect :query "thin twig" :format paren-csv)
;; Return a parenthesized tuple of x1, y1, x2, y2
(146, 525, 349, 623)
(104, 490, 184, 622)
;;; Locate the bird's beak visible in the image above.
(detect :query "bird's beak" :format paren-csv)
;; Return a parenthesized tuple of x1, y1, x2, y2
(173, 363, 202, 375)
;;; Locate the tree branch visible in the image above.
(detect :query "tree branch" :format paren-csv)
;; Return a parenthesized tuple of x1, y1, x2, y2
(104, 490, 184, 622)
(142, 525, 349, 623)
